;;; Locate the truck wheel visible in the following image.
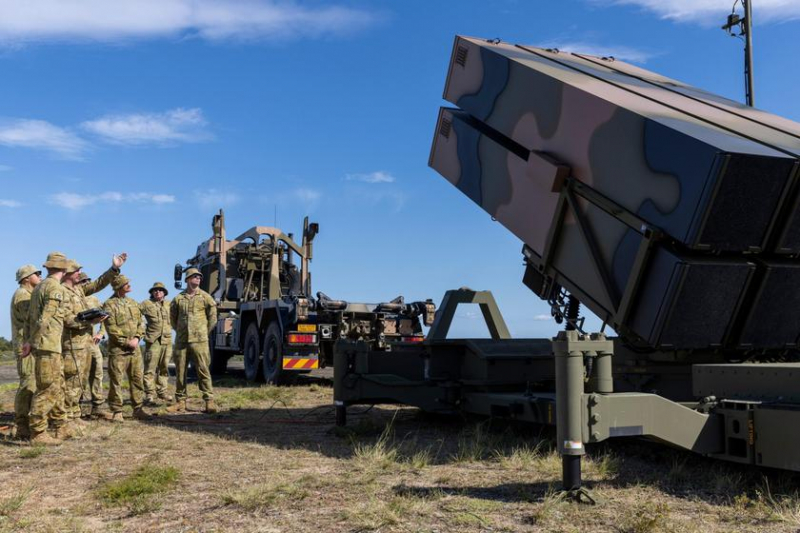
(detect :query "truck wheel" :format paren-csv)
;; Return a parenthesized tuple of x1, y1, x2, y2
(262, 323, 284, 385)
(209, 330, 229, 376)
(243, 323, 262, 382)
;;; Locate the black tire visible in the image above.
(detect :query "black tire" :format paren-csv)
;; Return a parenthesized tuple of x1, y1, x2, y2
(243, 322, 262, 382)
(209, 330, 229, 376)
(262, 322, 284, 385)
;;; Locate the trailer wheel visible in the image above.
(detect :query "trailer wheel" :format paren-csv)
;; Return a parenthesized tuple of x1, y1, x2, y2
(243, 323, 262, 382)
(262, 323, 284, 385)
(209, 330, 229, 376)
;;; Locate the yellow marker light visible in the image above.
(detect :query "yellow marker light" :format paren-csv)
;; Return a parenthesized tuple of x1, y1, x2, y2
(297, 324, 317, 332)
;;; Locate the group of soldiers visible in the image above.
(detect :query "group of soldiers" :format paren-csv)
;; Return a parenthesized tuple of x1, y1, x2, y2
(9, 251, 219, 446)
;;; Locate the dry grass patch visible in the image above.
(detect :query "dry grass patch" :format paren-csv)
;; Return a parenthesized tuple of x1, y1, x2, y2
(217, 385, 297, 410)
(617, 501, 673, 533)
(221, 473, 337, 513)
(339, 493, 428, 532)
(222, 481, 309, 511)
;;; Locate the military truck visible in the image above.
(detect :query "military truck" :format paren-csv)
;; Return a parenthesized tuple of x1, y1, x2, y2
(176, 210, 435, 384)
(333, 35, 800, 495)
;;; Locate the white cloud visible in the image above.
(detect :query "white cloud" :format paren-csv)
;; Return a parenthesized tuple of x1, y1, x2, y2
(590, 0, 800, 25)
(194, 189, 239, 209)
(0, 199, 21, 208)
(269, 187, 323, 213)
(0, 119, 87, 159)
(345, 171, 396, 184)
(0, 0, 378, 45)
(0, 164, 12, 172)
(81, 108, 211, 146)
(291, 187, 322, 211)
(537, 40, 653, 64)
(533, 314, 552, 321)
(50, 191, 176, 210)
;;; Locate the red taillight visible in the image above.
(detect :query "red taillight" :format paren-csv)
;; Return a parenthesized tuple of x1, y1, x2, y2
(401, 336, 425, 343)
(287, 334, 317, 344)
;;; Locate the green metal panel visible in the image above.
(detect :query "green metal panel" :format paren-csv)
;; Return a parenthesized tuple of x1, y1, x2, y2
(693, 363, 800, 402)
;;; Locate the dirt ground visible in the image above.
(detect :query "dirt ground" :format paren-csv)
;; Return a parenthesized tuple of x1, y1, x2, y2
(1, 355, 800, 533)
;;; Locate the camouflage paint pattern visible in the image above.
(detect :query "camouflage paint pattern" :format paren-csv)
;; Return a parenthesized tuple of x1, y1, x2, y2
(430, 36, 800, 350)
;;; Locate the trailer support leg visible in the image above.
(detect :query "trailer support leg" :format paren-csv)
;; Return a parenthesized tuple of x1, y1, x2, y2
(335, 401, 347, 427)
(554, 330, 596, 504)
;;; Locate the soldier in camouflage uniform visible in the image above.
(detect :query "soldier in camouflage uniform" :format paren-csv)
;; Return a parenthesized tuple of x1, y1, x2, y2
(23, 252, 76, 445)
(103, 275, 151, 422)
(61, 260, 118, 422)
(10, 264, 42, 440)
(79, 273, 110, 418)
(140, 282, 173, 405)
(167, 268, 217, 414)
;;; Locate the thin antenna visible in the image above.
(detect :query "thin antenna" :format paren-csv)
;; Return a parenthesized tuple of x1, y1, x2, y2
(722, 0, 755, 107)
(274, 204, 277, 227)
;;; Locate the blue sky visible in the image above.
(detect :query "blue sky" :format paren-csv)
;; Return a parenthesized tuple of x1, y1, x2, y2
(2, 0, 800, 339)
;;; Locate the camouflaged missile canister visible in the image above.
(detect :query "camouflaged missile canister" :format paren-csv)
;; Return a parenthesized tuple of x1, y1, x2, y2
(439, 37, 796, 253)
(431, 36, 800, 351)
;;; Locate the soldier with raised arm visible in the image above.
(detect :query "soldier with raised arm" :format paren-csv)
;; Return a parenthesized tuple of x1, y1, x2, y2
(10, 265, 41, 440)
(103, 275, 150, 422)
(24, 252, 124, 444)
(61, 259, 120, 422)
(167, 268, 217, 414)
(140, 282, 173, 405)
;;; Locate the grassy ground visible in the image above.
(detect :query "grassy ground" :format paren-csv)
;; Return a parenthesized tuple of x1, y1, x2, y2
(1, 376, 800, 532)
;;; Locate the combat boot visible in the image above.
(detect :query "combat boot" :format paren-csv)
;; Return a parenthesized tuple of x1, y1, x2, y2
(133, 408, 152, 421)
(54, 423, 83, 440)
(14, 424, 31, 441)
(91, 405, 113, 421)
(158, 394, 175, 404)
(30, 431, 62, 446)
(145, 397, 162, 408)
(204, 400, 218, 414)
(111, 412, 125, 424)
(166, 400, 186, 413)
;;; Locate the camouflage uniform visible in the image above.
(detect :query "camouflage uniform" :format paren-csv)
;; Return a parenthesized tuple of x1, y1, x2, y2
(82, 294, 106, 410)
(25, 254, 70, 436)
(10, 267, 36, 435)
(140, 283, 172, 401)
(61, 264, 117, 419)
(103, 277, 146, 414)
(171, 286, 216, 402)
